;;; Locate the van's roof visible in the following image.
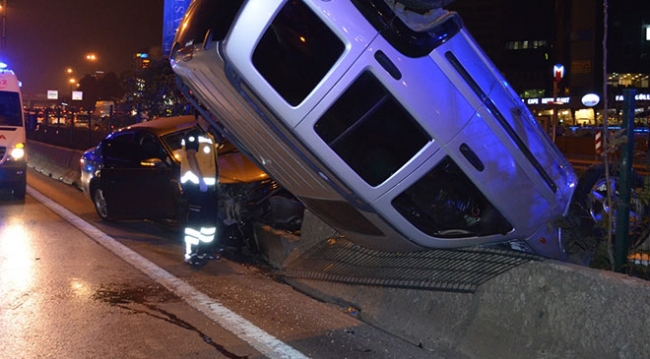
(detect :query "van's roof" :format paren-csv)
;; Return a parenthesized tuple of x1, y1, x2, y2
(0, 70, 21, 93)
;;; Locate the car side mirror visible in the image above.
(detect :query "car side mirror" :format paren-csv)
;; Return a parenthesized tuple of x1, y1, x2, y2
(140, 157, 167, 168)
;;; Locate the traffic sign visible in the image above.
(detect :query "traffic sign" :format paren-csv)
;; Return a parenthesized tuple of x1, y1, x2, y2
(553, 64, 565, 82)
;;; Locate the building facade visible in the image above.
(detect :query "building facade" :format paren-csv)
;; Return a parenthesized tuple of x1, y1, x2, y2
(448, 0, 649, 128)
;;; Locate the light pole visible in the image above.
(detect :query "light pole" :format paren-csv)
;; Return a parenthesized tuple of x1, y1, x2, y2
(68, 78, 77, 93)
(1, 0, 7, 58)
(85, 53, 97, 75)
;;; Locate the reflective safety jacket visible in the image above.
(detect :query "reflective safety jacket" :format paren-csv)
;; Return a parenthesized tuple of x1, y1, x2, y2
(180, 130, 217, 186)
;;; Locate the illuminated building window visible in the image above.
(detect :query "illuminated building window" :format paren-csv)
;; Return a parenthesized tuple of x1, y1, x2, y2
(506, 40, 548, 50)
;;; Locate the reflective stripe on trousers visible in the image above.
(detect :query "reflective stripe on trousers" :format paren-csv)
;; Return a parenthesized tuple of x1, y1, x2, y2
(184, 226, 216, 259)
(180, 171, 217, 185)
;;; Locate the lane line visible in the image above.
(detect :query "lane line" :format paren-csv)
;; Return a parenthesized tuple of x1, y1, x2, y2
(27, 186, 308, 359)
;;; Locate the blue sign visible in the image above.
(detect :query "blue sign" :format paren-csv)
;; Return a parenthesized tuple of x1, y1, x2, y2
(163, 0, 193, 57)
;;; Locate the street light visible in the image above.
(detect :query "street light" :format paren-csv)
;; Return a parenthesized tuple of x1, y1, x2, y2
(85, 54, 98, 75)
(68, 78, 77, 91)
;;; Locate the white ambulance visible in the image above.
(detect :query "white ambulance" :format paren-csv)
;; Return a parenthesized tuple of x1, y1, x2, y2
(0, 62, 26, 199)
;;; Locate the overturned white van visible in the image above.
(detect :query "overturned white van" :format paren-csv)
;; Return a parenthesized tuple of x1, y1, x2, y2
(170, 0, 580, 260)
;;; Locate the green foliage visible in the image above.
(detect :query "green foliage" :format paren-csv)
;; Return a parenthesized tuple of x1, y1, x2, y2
(639, 177, 650, 207)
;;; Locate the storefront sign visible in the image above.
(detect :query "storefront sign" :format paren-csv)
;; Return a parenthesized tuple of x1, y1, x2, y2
(526, 97, 571, 106)
(541, 97, 570, 105)
(581, 93, 600, 107)
(615, 93, 650, 102)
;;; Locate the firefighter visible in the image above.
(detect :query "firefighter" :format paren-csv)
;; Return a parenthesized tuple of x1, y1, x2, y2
(180, 113, 220, 266)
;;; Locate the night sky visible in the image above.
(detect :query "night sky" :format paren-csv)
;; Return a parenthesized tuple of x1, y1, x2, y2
(4, 0, 163, 98)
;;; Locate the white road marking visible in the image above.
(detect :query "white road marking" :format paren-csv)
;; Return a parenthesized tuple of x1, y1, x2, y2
(27, 186, 309, 359)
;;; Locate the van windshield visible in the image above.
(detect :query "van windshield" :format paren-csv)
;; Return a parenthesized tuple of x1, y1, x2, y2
(0, 91, 22, 127)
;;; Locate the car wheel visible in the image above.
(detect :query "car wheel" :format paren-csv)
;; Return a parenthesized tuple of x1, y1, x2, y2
(567, 164, 649, 263)
(93, 187, 112, 221)
(12, 185, 26, 200)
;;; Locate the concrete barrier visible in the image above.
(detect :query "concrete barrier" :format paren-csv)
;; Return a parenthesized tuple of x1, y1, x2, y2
(27, 140, 650, 358)
(275, 214, 650, 358)
(285, 259, 650, 358)
(27, 140, 84, 188)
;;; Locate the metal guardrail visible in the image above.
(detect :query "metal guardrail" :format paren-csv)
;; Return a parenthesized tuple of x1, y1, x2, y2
(25, 113, 141, 150)
(567, 156, 650, 176)
(279, 237, 541, 293)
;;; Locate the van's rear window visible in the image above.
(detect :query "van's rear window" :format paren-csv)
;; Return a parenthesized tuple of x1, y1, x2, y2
(252, 1, 344, 106)
(0, 91, 22, 127)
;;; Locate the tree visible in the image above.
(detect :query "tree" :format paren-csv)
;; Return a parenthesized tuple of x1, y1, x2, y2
(123, 58, 190, 119)
(77, 71, 124, 110)
(77, 74, 98, 109)
(97, 72, 123, 102)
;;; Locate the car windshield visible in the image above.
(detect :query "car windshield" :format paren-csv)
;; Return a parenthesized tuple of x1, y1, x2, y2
(0, 91, 23, 127)
(217, 139, 239, 155)
(161, 128, 194, 164)
(161, 126, 241, 164)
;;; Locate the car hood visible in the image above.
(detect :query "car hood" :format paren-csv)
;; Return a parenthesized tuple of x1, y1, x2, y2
(218, 151, 269, 184)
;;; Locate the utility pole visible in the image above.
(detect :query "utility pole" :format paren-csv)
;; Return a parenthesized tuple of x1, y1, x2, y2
(614, 89, 635, 273)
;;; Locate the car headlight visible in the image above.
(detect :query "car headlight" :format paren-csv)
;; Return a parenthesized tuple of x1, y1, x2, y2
(10, 143, 25, 160)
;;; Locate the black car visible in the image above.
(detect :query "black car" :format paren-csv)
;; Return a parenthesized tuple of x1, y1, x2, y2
(80, 116, 303, 245)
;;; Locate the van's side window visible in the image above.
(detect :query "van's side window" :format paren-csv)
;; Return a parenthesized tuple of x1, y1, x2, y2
(314, 71, 431, 186)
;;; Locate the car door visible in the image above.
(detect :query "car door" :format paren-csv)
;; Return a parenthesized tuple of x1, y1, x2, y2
(99, 131, 177, 219)
(132, 132, 179, 219)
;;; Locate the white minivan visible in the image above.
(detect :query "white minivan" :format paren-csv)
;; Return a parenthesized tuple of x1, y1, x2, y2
(171, 0, 582, 260)
(0, 63, 26, 199)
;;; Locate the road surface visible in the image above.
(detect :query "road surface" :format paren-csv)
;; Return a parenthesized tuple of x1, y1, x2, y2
(0, 169, 449, 358)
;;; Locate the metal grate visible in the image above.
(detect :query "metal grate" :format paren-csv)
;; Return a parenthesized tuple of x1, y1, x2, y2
(279, 237, 542, 293)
